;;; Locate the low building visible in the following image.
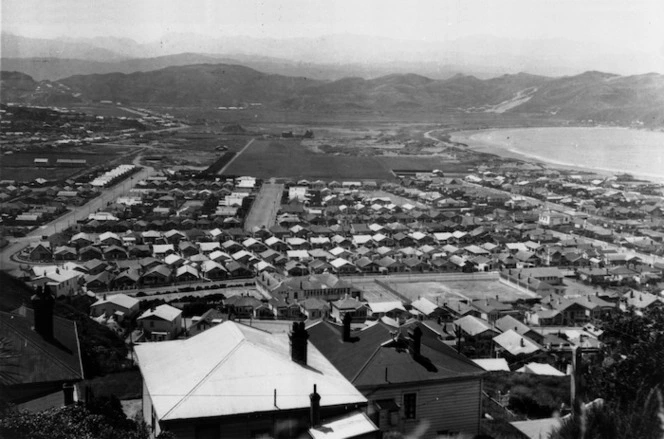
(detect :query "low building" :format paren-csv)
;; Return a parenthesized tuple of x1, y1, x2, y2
(137, 304, 182, 341)
(257, 272, 355, 302)
(90, 293, 140, 322)
(308, 319, 485, 438)
(135, 321, 374, 438)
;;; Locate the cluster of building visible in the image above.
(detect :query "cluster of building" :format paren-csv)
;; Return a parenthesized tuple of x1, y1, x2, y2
(0, 103, 148, 148)
(5, 162, 664, 438)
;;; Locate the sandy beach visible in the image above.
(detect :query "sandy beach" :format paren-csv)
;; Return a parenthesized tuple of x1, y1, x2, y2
(450, 127, 664, 183)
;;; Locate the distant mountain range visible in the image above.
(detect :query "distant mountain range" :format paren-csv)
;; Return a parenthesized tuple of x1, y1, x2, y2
(2, 62, 664, 126)
(4, 31, 663, 80)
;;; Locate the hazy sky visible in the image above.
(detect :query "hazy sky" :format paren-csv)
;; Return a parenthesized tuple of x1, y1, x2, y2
(3, 0, 664, 52)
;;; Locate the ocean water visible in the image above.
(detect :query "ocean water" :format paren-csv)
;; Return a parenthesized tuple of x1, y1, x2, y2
(452, 127, 664, 182)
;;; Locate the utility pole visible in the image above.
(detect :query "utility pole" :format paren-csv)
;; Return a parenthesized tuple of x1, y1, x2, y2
(571, 346, 583, 417)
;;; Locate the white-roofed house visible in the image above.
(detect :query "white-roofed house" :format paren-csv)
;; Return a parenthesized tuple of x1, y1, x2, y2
(367, 301, 408, 320)
(493, 330, 543, 362)
(200, 260, 228, 280)
(90, 293, 139, 322)
(152, 244, 175, 259)
(135, 321, 373, 438)
(30, 269, 82, 297)
(330, 258, 358, 275)
(137, 304, 182, 341)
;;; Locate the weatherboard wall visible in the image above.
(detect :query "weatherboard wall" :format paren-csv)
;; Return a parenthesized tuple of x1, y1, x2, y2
(361, 377, 481, 438)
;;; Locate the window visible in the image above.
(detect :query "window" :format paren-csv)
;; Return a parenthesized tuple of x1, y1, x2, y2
(403, 393, 417, 419)
(150, 321, 155, 328)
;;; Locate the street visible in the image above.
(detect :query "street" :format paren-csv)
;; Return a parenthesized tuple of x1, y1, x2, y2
(0, 165, 153, 272)
(244, 182, 284, 231)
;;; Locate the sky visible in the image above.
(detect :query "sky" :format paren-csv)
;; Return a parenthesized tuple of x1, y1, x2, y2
(3, 0, 663, 49)
(2, 0, 664, 74)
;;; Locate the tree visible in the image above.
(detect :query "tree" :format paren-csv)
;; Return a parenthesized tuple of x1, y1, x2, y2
(550, 307, 664, 439)
(0, 396, 148, 439)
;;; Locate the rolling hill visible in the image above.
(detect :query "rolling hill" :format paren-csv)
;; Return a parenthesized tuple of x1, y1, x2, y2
(3, 62, 664, 126)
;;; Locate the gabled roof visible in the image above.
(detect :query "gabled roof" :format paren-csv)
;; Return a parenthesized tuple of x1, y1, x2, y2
(493, 330, 541, 356)
(91, 293, 138, 310)
(135, 322, 366, 421)
(454, 315, 496, 336)
(410, 297, 440, 316)
(307, 320, 483, 387)
(138, 304, 181, 322)
(495, 315, 532, 336)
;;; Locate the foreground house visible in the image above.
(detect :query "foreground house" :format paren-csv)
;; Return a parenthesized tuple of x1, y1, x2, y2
(135, 321, 376, 438)
(0, 287, 84, 411)
(308, 319, 485, 438)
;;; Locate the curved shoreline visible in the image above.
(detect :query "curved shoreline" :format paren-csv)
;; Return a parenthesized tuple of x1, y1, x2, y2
(451, 127, 664, 183)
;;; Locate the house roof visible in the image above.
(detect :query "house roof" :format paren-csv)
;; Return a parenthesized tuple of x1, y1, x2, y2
(410, 297, 439, 316)
(367, 301, 406, 314)
(135, 322, 366, 421)
(516, 362, 565, 377)
(309, 411, 378, 439)
(493, 330, 541, 356)
(1, 308, 84, 387)
(472, 358, 510, 372)
(307, 320, 483, 387)
(454, 315, 495, 336)
(138, 304, 181, 322)
(495, 315, 533, 336)
(91, 293, 139, 310)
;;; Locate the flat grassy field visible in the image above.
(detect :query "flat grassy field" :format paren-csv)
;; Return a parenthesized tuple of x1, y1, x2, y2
(1, 147, 132, 182)
(225, 139, 396, 180)
(388, 279, 532, 304)
(65, 104, 141, 118)
(357, 280, 404, 303)
(224, 139, 477, 180)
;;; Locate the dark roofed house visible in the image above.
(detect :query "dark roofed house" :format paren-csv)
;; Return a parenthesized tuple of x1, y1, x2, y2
(78, 245, 103, 261)
(29, 242, 52, 262)
(308, 320, 484, 438)
(1, 287, 84, 411)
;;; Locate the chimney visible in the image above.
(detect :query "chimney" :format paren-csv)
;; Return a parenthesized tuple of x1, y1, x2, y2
(342, 312, 352, 342)
(408, 326, 423, 359)
(289, 321, 309, 365)
(32, 285, 55, 340)
(310, 384, 321, 428)
(520, 337, 525, 347)
(63, 383, 75, 406)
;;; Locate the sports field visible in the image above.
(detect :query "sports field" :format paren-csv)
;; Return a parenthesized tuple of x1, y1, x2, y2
(387, 279, 533, 304)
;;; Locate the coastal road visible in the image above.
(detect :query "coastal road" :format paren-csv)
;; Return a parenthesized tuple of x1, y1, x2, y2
(244, 182, 284, 232)
(0, 166, 153, 272)
(219, 138, 255, 175)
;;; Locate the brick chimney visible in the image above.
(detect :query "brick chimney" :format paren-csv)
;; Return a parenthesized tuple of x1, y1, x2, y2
(31, 285, 55, 340)
(310, 384, 321, 427)
(342, 312, 352, 342)
(289, 321, 309, 365)
(408, 326, 423, 359)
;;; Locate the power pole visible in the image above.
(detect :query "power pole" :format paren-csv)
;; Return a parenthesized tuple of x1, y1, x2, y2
(571, 346, 584, 416)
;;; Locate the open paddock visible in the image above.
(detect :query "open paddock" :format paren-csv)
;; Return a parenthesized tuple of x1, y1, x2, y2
(387, 278, 533, 305)
(63, 104, 141, 119)
(225, 139, 396, 180)
(1, 148, 132, 182)
(355, 280, 404, 303)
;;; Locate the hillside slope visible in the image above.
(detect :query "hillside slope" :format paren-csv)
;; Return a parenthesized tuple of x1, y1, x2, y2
(3, 62, 663, 125)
